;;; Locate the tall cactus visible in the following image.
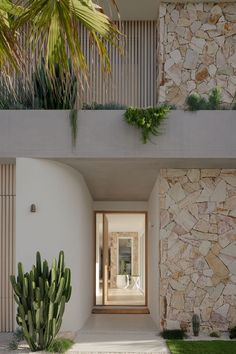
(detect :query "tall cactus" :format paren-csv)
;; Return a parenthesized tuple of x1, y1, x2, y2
(192, 314, 200, 336)
(10, 251, 72, 351)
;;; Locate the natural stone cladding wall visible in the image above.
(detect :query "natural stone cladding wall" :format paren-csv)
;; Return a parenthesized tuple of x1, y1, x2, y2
(160, 169, 236, 333)
(159, 2, 236, 106)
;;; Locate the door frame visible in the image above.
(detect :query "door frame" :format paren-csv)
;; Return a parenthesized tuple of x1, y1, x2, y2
(93, 211, 148, 308)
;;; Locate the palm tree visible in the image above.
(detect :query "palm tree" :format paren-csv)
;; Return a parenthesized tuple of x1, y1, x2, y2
(0, 0, 22, 74)
(15, 0, 121, 77)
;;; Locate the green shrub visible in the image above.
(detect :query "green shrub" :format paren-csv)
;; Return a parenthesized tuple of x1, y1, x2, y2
(229, 326, 236, 339)
(48, 338, 74, 353)
(10, 251, 72, 352)
(82, 102, 127, 110)
(186, 87, 222, 111)
(124, 105, 170, 143)
(210, 331, 220, 338)
(160, 329, 186, 340)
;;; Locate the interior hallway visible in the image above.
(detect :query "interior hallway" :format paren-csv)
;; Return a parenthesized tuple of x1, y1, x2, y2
(70, 314, 170, 353)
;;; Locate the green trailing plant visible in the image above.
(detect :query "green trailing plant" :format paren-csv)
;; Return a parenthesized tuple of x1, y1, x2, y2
(192, 314, 200, 336)
(82, 102, 127, 110)
(160, 329, 186, 340)
(48, 338, 74, 353)
(124, 105, 170, 144)
(186, 87, 224, 111)
(10, 251, 72, 352)
(229, 326, 236, 339)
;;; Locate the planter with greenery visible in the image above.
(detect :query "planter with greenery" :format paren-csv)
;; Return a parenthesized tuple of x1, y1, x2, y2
(124, 105, 170, 144)
(0, 61, 78, 146)
(10, 251, 72, 352)
(186, 87, 236, 111)
(0, 0, 122, 147)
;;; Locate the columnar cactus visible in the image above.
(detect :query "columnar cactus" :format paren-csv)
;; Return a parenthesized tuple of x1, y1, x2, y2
(192, 314, 200, 336)
(10, 251, 72, 351)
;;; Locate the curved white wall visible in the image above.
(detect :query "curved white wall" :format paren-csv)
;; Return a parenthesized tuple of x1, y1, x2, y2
(16, 158, 94, 331)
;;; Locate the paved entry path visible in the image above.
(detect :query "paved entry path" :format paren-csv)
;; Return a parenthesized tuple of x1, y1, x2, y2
(0, 315, 169, 353)
(69, 314, 170, 354)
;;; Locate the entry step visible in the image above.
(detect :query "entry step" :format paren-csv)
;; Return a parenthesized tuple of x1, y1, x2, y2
(92, 307, 150, 314)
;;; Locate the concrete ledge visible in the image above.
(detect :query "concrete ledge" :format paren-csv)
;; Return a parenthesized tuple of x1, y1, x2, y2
(0, 110, 235, 159)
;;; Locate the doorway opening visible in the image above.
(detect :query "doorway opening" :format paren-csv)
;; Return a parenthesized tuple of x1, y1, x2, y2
(95, 212, 147, 308)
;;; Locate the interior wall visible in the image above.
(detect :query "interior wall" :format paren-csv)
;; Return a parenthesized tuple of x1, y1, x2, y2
(148, 175, 160, 327)
(16, 158, 94, 331)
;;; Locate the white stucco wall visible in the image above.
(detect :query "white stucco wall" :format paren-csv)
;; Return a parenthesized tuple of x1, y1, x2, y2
(16, 158, 94, 331)
(148, 175, 160, 327)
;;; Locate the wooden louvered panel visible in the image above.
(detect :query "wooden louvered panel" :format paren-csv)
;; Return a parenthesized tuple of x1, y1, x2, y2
(0, 165, 15, 332)
(80, 21, 157, 107)
(8, 21, 157, 108)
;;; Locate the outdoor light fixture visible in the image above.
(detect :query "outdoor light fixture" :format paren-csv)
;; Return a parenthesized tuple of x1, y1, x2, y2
(30, 204, 36, 213)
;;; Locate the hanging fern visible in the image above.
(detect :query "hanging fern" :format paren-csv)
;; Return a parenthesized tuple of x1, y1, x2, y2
(124, 105, 170, 144)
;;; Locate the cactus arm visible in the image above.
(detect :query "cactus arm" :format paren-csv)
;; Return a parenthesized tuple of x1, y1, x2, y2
(55, 277, 65, 303)
(66, 286, 72, 302)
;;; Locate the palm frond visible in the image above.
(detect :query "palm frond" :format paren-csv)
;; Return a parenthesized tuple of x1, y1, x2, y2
(15, 0, 121, 77)
(0, 0, 23, 74)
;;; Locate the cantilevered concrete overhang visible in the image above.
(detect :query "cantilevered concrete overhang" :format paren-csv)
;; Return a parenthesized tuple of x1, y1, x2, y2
(98, 0, 234, 21)
(0, 110, 235, 201)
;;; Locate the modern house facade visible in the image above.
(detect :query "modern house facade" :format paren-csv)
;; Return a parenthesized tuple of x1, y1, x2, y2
(0, 0, 236, 336)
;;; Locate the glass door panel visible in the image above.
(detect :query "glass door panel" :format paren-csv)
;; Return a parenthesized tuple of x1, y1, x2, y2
(95, 213, 103, 305)
(95, 212, 146, 306)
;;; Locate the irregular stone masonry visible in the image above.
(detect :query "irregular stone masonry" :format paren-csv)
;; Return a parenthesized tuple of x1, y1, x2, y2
(159, 2, 236, 107)
(160, 169, 236, 333)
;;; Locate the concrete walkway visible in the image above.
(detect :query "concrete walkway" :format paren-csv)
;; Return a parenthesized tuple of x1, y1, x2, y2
(69, 314, 169, 353)
(0, 315, 169, 354)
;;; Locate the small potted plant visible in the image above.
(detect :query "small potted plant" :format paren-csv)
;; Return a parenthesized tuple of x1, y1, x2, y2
(116, 260, 129, 289)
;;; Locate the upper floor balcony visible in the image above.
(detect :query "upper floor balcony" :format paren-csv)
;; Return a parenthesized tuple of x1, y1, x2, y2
(1, 1, 235, 109)
(0, 2, 235, 165)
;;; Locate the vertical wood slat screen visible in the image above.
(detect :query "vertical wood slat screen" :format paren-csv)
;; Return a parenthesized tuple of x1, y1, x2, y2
(0, 165, 15, 332)
(6, 21, 157, 108)
(79, 21, 157, 107)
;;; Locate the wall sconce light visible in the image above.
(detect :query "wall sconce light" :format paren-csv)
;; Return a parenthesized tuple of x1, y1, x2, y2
(30, 204, 36, 213)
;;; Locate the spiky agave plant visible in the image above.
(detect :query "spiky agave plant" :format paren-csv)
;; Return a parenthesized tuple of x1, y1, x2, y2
(10, 251, 72, 351)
